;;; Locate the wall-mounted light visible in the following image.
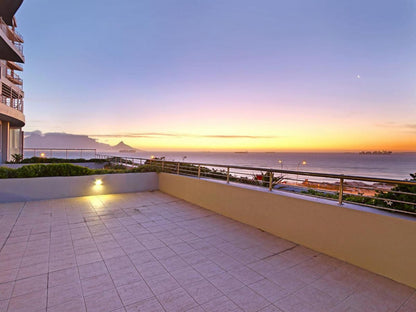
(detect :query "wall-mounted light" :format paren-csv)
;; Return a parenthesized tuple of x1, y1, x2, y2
(94, 179, 103, 186)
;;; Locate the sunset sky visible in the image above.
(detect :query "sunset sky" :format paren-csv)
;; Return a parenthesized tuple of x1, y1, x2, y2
(17, 0, 416, 151)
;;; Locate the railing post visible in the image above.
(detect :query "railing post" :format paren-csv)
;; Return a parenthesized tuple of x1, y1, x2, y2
(198, 165, 201, 178)
(177, 162, 180, 174)
(338, 178, 344, 205)
(162, 161, 165, 172)
(226, 167, 230, 184)
(65, 150, 68, 159)
(269, 172, 273, 191)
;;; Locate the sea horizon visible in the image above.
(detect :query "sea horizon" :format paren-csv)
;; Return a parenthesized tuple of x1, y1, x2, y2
(24, 150, 415, 181)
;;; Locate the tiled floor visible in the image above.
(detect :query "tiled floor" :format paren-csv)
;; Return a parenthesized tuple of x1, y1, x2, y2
(0, 191, 414, 312)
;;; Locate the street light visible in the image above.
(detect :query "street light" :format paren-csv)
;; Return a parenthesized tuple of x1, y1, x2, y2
(296, 160, 307, 185)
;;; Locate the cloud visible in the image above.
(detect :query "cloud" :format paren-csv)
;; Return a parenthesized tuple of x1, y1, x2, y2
(375, 122, 400, 128)
(375, 122, 416, 131)
(89, 132, 279, 139)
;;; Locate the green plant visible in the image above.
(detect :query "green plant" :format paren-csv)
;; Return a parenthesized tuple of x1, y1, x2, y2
(259, 171, 285, 188)
(375, 173, 416, 213)
(18, 157, 107, 164)
(11, 154, 23, 163)
(0, 163, 160, 179)
(104, 163, 127, 170)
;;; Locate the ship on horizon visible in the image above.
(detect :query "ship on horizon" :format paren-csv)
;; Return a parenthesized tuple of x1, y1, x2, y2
(359, 150, 393, 155)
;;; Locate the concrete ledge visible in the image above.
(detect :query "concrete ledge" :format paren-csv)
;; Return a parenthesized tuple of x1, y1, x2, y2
(159, 173, 416, 288)
(0, 172, 158, 203)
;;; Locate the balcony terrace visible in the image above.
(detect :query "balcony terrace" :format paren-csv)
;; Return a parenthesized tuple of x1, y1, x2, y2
(0, 17, 23, 63)
(0, 182, 415, 311)
(6, 61, 22, 72)
(6, 70, 22, 87)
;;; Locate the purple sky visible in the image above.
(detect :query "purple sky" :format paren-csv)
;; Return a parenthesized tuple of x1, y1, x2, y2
(16, 0, 416, 151)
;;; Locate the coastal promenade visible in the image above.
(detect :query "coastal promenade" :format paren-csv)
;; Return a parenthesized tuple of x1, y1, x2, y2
(0, 191, 414, 312)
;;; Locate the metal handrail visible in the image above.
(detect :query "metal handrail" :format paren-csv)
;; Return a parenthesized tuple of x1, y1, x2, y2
(99, 155, 415, 186)
(96, 154, 416, 216)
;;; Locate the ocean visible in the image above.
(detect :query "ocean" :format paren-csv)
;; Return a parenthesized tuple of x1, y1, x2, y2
(23, 150, 416, 181)
(114, 151, 416, 180)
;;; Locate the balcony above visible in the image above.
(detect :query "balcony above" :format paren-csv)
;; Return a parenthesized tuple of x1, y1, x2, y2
(0, 0, 23, 26)
(6, 60, 22, 71)
(0, 17, 24, 63)
(6, 71, 22, 86)
(0, 97, 24, 126)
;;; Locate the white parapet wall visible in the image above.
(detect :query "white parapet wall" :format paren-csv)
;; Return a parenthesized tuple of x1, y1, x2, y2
(158, 173, 416, 289)
(0, 172, 158, 203)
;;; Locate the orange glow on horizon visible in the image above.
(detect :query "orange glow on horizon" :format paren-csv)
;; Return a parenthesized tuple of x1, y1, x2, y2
(92, 129, 416, 152)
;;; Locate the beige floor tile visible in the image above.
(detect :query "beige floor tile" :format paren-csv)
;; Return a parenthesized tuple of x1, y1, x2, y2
(0, 192, 412, 312)
(227, 286, 270, 312)
(156, 287, 198, 312)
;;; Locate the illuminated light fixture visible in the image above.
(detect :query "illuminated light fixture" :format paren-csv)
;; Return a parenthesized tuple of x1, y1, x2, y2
(150, 155, 155, 159)
(94, 179, 103, 186)
(296, 160, 307, 185)
(40, 153, 45, 157)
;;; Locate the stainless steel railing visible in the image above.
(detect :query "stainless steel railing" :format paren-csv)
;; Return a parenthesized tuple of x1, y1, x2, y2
(97, 155, 416, 216)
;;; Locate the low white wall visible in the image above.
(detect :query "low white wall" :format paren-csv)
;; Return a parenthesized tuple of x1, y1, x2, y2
(0, 172, 158, 203)
(159, 173, 416, 288)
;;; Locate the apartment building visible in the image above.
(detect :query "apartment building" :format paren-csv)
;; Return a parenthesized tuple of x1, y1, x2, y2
(0, 0, 24, 162)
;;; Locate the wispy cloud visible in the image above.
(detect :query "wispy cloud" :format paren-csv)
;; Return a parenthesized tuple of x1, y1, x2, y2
(89, 132, 279, 139)
(375, 123, 416, 133)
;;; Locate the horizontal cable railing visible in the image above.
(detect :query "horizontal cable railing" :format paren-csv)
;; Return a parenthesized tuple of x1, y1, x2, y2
(97, 155, 416, 216)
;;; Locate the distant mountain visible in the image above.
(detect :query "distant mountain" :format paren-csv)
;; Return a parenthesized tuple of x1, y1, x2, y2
(24, 131, 144, 152)
(112, 141, 136, 151)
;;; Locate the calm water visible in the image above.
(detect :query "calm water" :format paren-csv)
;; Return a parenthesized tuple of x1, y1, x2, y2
(24, 150, 416, 180)
(121, 151, 416, 180)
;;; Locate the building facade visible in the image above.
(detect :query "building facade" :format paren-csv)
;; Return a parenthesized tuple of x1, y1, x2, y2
(0, 0, 24, 162)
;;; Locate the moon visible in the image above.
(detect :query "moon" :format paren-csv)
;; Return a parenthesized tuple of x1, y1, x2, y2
(356, 74, 361, 79)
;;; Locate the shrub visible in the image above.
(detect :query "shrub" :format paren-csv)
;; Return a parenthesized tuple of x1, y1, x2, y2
(11, 154, 23, 163)
(0, 163, 159, 179)
(17, 157, 107, 164)
(375, 173, 416, 213)
(13, 164, 91, 178)
(0, 167, 15, 178)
